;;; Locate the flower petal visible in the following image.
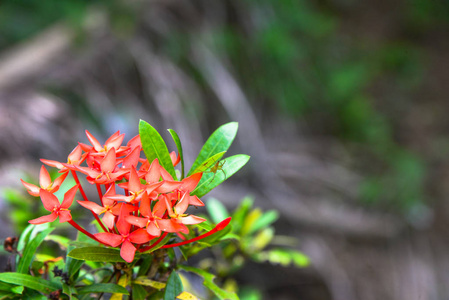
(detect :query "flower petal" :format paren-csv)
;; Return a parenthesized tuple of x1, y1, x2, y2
(102, 212, 116, 229)
(29, 212, 58, 224)
(95, 232, 123, 247)
(120, 240, 136, 263)
(73, 165, 100, 178)
(170, 151, 180, 166)
(20, 179, 40, 197)
(110, 203, 137, 216)
(129, 229, 151, 244)
(159, 166, 174, 181)
(157, 219, 188, 234)
(145, 181, 164, 195)
(85, 130, 103, 152)
(39, 166, 52, 189)
(125, 215, 148, 228)
(60, 185, 78, 209)
(122, 146, 141, 169)
(175, 192, 189, 215)
(152, 199, 167, 217)
(162, 195, 174, 216)
(58, 210, 72, 223)
(39, 189, 60, 212)
(67, 145, 83, 163)
(156, 180, 182, 194)
(147, 222, 162, 237)
(128, 167, 141, 193)
(181, 215, 206, 225)
(52, 172, 68, 190)
(180, 172, 202, 192)
(139, 192, 151, 217)
(40, 159, 65, 170)
(127, 134, 141, 149)
(106, 194, 134, 203)
(145, 159, 161, 183)
(77, 200, 104, 214)
(100, 148, 117, 173)
(187, 195, 204, 207)
(105, 131, 125, 151)
(116, 207, 131, 236)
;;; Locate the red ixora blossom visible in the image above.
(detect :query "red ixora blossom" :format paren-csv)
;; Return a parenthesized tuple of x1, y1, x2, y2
(29, 185, 79, 224)
(21, 165, 68, 197)
(95, 208, 153, 263)
(157, 192, 206, 234)
(25, 126, 234, 263)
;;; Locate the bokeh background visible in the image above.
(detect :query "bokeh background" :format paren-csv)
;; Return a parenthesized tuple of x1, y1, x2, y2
(1, 0, 449, 299)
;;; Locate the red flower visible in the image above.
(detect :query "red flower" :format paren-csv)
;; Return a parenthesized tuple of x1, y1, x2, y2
(29, 185, 79, 224)
(41, 145, 86, 173)
(77, 185, 135, 229)
(169, 151, 181, 166)
(112, 167, 162, 203)
(125, 192, 166, 236)
(157, 192, 206, 234)
(21, 165, 68, 197)
(95, 208, 153, 262)
(79, 130, 127, 157)
(75, 148, 128, 184)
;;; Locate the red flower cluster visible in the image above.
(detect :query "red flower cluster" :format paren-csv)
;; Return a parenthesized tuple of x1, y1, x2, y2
(22, 130, 230, 262)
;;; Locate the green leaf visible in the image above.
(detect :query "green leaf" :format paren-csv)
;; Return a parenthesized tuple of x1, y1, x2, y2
(219, 232, 241, 241)
(0, 273, 61, 294)
(78, 283, 129, 295)
(241, 208, 262, 236)
(168, 129, 185, 179)
(16, 224, 35, 265)
(10, 286, 24, 294)
(133, 277, 166, 290)
(148, 290, 164, 300)
(206, 198, 230, 224)
(45, 234, 70, 249)
(248, 210, 279, 235)
(139, 120, 176, 179)
(190, 152, 226, 174)
(22, 288, 47, 300)
(0, 282, 13, 292)
(178, 245, 189, 261)
(238, 287, 262, 300)
(68, 246, 139, 263)
(193, 220, 214, 232)
(232, 197, 253, 233)
(253, 248, 309, 268)
(192, 154, 250, 198)
(66, 244, 84, 281)
(188, 122, 239, 176)
(62, 283, 75, 300)
(163, 272, 183, 300)
(132, 284, 148, 300)
(250, 227, 275, 251)
(0, 291, 16, 299)
(137, 254, 153, 277)
(17, 227, 54, 274)
(178, 265, 239, 300)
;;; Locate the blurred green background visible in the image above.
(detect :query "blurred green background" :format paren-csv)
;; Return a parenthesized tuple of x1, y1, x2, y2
(1, 0, 449, 299)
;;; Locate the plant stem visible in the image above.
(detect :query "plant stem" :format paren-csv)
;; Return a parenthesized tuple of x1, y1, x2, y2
(139, 232, 168, 253)
(161, 217, 232, 249)
(96, 184, 104, 206)
(68, 219, 107, 246)
(71, 170, 108, 232)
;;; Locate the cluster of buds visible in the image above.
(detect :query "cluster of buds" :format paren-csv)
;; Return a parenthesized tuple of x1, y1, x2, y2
(21, 130, 230, 262)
